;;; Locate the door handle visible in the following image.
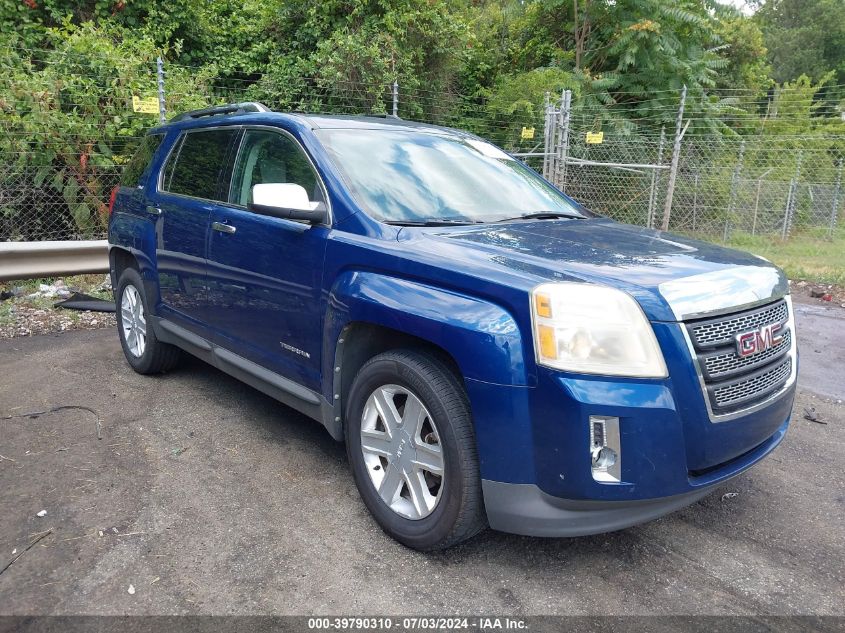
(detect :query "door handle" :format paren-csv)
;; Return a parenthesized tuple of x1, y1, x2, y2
(212, 221, 237, 234)
(146, 206, 162, 216)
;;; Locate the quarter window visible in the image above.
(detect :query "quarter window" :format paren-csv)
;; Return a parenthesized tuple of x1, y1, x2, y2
(229, 130, 325, 208)
(162, 129, 237, 201)
(121, 134, 164, 187)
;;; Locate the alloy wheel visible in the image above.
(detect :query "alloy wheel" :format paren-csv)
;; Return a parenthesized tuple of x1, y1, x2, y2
(359, 384, 444, 520)
(120, 284, 147, 358)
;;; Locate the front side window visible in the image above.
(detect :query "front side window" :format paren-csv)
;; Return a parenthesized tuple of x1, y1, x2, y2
(316, 129, 586, 224)
(229, 129, 325, 208)
(121, 133, 164, 187)
(162, 129, 237, 201)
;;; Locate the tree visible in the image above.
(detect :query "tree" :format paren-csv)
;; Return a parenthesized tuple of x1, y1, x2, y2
(714, 10, 771, 94)
(0, 23, 212, 239)
(755, 0, 845, 85)
(244, 0, 471, 117)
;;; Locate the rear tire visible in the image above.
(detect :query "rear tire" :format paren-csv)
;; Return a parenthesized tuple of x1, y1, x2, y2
(116, 267, 181, 375)
(346, 350, 486, 550)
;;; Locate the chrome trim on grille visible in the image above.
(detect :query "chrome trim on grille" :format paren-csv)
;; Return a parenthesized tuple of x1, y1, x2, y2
(710, 356, 792, 409)
(679, 295, 798, 423)
(701, 329, 791, 381)
(690, 301, 790, 349)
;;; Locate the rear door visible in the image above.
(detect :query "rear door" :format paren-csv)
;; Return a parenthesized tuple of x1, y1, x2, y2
(204, 126, 330, 391)
(150, 127, 240, 333)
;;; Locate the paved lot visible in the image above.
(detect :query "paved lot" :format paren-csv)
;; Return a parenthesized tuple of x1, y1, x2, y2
(0, 302, 843, 616)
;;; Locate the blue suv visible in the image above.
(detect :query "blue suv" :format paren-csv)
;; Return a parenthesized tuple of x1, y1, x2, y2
(108, 102, 797, 550)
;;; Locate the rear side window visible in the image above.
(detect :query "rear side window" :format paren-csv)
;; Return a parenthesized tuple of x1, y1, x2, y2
(161, 129, 237, 201)
(120, 134, 164, 187)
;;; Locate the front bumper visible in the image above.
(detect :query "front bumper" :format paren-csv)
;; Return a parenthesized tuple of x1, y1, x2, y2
(483, 481, 711, 537)
(481, 413, 789, 537)
(465, 314, 795, 536)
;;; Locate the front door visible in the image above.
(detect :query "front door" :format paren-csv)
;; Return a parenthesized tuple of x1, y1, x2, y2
(152, 128, 240, 334)
(204, 127, 330, 391)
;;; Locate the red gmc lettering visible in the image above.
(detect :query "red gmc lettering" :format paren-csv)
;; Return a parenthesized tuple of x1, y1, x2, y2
(736, 322, 784, 358)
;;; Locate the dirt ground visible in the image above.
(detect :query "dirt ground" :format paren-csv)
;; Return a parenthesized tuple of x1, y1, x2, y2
(0, 308, 842, 618)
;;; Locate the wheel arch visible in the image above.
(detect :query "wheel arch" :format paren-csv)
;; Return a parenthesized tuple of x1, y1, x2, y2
(109, 246, 137, 283)
(109, 246, 160, 315)
(322, 271, 530, 440)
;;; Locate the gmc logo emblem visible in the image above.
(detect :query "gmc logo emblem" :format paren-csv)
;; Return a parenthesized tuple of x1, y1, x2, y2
(735, 322, 784, 358)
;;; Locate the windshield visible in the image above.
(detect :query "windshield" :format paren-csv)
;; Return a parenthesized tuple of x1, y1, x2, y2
(315, 129, 587, 224)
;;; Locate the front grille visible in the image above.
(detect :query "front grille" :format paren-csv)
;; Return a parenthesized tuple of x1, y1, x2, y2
(690, 301, 789, 349)
(686, 299, 794, 416)
(710, 357, 792, 409)
(702, 329, 792, 380)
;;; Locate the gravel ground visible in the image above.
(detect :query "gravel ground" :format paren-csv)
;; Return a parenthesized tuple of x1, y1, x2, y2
(0, 275, 115, 340)
(0, 306, 842, 619)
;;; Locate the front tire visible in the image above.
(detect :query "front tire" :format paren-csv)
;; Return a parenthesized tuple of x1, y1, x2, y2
(116, 268, 181, 375)
(346, 350, 486, 550)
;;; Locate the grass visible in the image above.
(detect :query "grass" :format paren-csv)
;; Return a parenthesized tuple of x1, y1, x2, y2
(0, 274, 111, 328)
(725, 229, 845, 285)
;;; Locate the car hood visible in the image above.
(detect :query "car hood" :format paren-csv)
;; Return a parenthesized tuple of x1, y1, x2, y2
(418, 218, 788, 322)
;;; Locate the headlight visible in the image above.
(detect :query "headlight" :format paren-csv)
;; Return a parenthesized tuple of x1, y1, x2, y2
(531, 282, 667, 378)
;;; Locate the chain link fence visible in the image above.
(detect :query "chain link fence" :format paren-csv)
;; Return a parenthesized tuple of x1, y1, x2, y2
(559, 135, 844, 238)
(2, 49, 844, 281)
(1, 50, 549, 243)
(541, 90, 844, 234)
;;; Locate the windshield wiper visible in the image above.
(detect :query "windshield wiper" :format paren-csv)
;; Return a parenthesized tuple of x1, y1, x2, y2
(496, 211, 582, 222)
(383, 219, 484, 227)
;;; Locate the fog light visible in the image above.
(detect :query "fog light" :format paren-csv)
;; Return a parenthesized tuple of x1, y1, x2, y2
(590, 416, 621, 483)
(592, 446, 617, 469)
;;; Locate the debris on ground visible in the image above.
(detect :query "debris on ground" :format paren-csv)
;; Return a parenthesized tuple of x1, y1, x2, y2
(54, 292, 116, 313)
(1, 275, 116, 339)
(0, 530, 53, 577)
(721, 492, 739, 501)
(803, 407, 828, 424)
(26, 280, 71, 300)
(36, 510, 47, 517)
(796, 281, 845, 307)
(128, 584, 135, 595)
(2, 405, 102, 439)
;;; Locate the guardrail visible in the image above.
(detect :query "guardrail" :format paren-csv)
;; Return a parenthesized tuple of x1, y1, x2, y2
(0, 240, 109, 282)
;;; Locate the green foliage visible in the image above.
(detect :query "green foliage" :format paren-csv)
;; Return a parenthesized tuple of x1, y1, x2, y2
(755, 0, 845, 85)
(755, 74, 845, 181)
(0, 23, 212, 238)
(246, 0, 469, 116)
(476, 67, 577, 148)
(713, 11, 771, 95)
(1, 0, 843, 242)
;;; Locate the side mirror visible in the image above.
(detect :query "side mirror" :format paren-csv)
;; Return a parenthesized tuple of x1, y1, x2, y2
(247, 183, 327, 224)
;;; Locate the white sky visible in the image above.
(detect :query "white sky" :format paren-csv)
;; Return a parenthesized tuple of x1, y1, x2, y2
(716, 0, 757, 15)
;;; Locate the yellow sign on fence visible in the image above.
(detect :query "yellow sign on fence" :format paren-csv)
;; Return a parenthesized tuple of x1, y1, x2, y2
(586, 131, 604, 144)
(132, 96, 160, 114)
(520, 126, 535, 140)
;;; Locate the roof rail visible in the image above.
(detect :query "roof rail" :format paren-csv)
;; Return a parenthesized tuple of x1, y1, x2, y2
(364, 113, 402, 120)
(171, 102, 271, 123)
